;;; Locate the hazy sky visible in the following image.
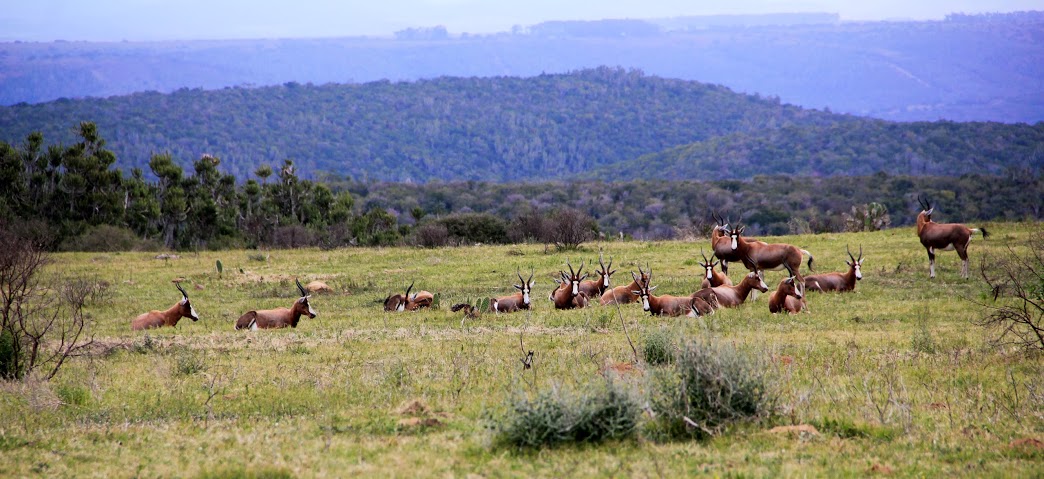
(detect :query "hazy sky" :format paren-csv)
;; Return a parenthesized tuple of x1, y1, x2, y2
(2, 0, 1043, 41)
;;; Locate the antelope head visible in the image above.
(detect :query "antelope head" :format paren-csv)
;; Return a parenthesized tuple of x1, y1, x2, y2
(729, 225, 746, 250)
(175, 282, 199, 321)
(596, 253, 615, 289)
(712, 211, 730, 233)
(917, 195, 934, 221)
(631, 270, 656, 312)
(514, 268, 535, 306)
(384, 281, 414, 312)
(747, 255, 769, 292)
(295, 279, 317, 318)
(566, 260, 588, 296)
(783, 263, 804, 299)
(846, 245, 864, 280)
(699, 247, 718, 281)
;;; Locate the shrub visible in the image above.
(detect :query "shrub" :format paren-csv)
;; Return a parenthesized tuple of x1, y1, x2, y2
(435, 213, 508, 245)
(59, 224, 160, 252)
(270, 224, 317, 248)
(414, 222, 449, 248)
(508, 209, 550, 244)
(494, 379, 640, 449)
(647, 339, 775, 439)
(545, 208, 597, 250)
(843, 202, 891, 232)
(976, 231, 1044, 352)
(643, 327, 676, 366)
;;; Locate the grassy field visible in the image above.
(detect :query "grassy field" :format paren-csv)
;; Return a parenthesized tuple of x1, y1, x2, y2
(1, 222, 1042, 478)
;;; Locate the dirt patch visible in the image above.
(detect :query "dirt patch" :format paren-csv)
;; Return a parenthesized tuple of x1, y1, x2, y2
(869, 463, 893, 474)
(768, 424, 820, 438)
(927, 402, 948, 410)
(397, 417, 443, 428)
(305, 280, 334, 294)
(599, 361, 642, 377)
(1009, 437, 1044, 450)
(396, 399, 430, 416)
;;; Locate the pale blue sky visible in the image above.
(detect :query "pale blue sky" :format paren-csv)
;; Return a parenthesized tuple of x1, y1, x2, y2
(2, 0, 1043, 41)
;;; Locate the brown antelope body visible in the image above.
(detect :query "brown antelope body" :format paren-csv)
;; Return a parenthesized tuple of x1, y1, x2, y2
(692, 267, 768, 308)
(632, 271, 703, 317)
(698, 247, 732, 289)
(493, 269, 536, 313)
(727, 225, 814, 278)
(711, 212, 745, 274)
(916, 196, 989, 278)
(805, 245, 864, 293)
(689, 294, 719, 316)
(600, 266, 648, 305)
(384, 281, 434, 311)
(551, 261, 590, 310)
(131, 283, 199, 330)
(578, 254, 615, 299)
(235, 279, 317, 330)
(769, 264, 806, 314)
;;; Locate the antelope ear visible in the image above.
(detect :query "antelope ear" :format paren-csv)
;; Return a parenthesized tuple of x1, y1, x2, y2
(180, 298, 188, 305)
(631, 290, 641, 296)
(649, 285, 658, 292)
(513, 284, 522, 290)
(845, 261, 852, 267)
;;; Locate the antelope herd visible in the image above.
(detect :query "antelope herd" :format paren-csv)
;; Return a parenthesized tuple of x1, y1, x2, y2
(131, 198, 992, 329)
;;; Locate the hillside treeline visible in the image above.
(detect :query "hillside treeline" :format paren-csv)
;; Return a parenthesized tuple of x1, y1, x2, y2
(2, 69, 1041, 184)
(2, 123, 1040, 251)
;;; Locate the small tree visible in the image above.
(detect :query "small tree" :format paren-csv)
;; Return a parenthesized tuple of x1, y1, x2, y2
(0, 224, 95, 380)
(843, 202, 890, 232)
(545, 208, 597, 250)
(976, 231, 1044, 352)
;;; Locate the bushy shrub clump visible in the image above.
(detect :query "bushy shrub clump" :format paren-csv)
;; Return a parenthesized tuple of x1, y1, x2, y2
(643, 327, 676, 366)
(494, 379, 640, 449)
(647, 339, 775, 439)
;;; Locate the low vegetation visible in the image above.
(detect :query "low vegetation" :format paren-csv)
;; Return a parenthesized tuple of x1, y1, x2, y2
(0, 223, 1041, 476)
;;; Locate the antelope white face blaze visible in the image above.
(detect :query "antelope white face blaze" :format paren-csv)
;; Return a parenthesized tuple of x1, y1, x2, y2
(731, 234, 739, 250)
(571, 281, 579, 296)
(706, 268, 713, 280)
(855, 264, 862, 280)
(603, 275, 610, 288)
(522, 290, 530, 305)
(642, 296, 650, 311)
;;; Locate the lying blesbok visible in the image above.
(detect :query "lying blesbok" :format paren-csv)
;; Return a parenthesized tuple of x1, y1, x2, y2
(551, 261, 590, 310)
(131, 282, 200, 330)
(689, 293, 720, 317)
(492, 269, 536, 313)
(698, 247, 732, 289)
(710, 212, 744, 274)
(235, 279, 316, 330)
(769, 264, 806, 314)
(727, 225, 814, 278)
(692, 260, 769, 308)
(805, 245, 864, 293)
(578, 253, 615, 299)
(631, 270, 717, 317)
(600, 265, 649, 305)
(916, 196, 989, 278)
(383, 281, 434, 311)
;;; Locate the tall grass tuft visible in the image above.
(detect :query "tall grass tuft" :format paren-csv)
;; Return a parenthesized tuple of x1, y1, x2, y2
(494, 379, 640, 449)
(643, 327, 676, 366)
(647, 338, 775, 440)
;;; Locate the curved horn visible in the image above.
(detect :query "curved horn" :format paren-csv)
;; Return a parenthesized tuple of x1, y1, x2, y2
(517, 267, 525, 285)
(296, 278, 307, 297)
(577, 260, 585, 277)
(405, 281, 414, 297)
(598, 251, 606, 271)
(607, 255, 613, 270)
(916, 195, 925, 210)
(712, 211, 723, 226)
(528, 267, 535, 285)
(846, 244, 855, 263)
(700, 247, 710, 264)
(175, 282, 188, 299)
(858, 245, 863, 262)
(567, 259, 575, 277)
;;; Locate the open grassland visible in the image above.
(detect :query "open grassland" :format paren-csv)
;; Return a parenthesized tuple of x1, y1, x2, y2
(2, 222, 1042, 478)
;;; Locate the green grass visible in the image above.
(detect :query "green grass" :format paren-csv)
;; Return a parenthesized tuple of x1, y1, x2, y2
(1, 222, 1042, 477)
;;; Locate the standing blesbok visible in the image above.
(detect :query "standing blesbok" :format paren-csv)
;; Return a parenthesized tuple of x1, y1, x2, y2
(600, 265, 649, 305)
(632, 270, 713, 317)
(131, 282, 200, 330)
(235, 279, 317, 330)
(493, 269, 536, 313)
(805, 245, 864, 293)
(916, 196, 989, 278)
(578, 253, 615, 299)
(692, 258, 769, 308)
(711, 212, 744, 274)
(698, 247, 732, 289)
(383, 281, 434, 311)
(769, 264, 806, 314)
(551, 260, 590, 309)
(726, 225, 814, 278)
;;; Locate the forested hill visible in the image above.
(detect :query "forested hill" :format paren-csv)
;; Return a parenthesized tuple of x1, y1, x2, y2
(586, 121, 1044, 180)
(0, 68, 844, 182)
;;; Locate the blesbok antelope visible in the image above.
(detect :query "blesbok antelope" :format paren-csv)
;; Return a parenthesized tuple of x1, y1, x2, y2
(804, 245, 864, 293)
(698, 247, 732, 289)
(689, 294, 719, 317)
(632, 271, 711, 317)
(692, 260, 769, 308)
(131, 282, 199, 330)
(711, 212, 744, 274)
(551, 261, 590, 309)
(769, 264, 806, 314)
(916, 196, 989, 278)
(599, 265, 649, 305)
(493, 269, 536, 313)
(578, 253, 615, 299)
(383, 281, 434, 311)
(726, 225, 814, 278)
(235, 279, 317, 330)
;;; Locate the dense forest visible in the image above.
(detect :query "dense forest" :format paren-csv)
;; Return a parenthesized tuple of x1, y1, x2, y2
(2, 12, 1043, 123)
(1, 69, 1041, 184)
(2, 123, 1040, 251)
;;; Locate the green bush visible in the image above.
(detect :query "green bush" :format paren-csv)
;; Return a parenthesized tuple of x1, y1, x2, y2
(647, 339, 775, 439)
(643, 327, 676, 366)
(494, 379, 640, 449)
(59, 224, 161, 252)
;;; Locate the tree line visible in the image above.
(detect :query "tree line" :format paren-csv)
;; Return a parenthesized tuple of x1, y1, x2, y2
(2, 123, 1040, 251)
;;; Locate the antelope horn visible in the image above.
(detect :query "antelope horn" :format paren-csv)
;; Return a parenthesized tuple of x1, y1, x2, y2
(598, 251, 606, 271)
(517, 267, 525, 285)
(700, 247, 709, 263)
(846, 244, 855, 263)
(783, 261, 796, 279)
(607, 255, 613, 270)
(528, 267, 535, 284)
(858, 245, 863, 262)
(405, 281, 414, 297)
(712, 211, 723, 226)
(567, 259, 575, 277)
(296, 278, 307, 297)
(175, 282, 188, 299)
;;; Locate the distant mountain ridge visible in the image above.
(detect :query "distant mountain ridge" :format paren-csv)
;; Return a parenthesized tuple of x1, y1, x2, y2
(1, 11, 1042, 123)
